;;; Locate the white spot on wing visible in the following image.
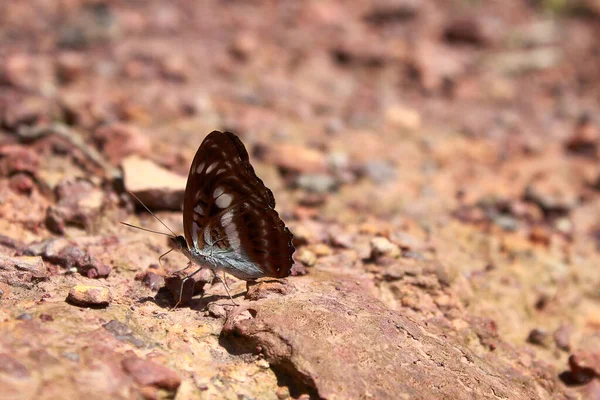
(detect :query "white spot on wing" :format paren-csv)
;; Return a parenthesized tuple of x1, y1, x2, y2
(216, 168, 226, 175)
(206, 162, 218, 174)
(194, 205, 204, 216)
(213, 186, 225, 198)
(221, 210, 234, 227)
(215, 193, 233, 208)
(192, 222, 200, 247)
(195, 162, 205, 174)
(225, 223, 240, 249)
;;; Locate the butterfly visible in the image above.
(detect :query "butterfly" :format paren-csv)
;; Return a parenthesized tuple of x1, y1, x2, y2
(125, 131, 295, 306)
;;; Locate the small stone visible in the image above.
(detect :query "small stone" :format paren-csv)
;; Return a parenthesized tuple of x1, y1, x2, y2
(568, 353, 599, 384)
(370, 237, 401, 259)
(554, 325, 571, 352)
(253, 143, 327, 175)
(93, 123, 151, 165)
(382, 259, 423, 281)
(56, 52, 85, 84)
(67, 285, 112, 307)
(311, 244, 333, 257)
(363, 0, 420, 24)
(103, 320, 146, 348)
(296, 173, 337, 193)
(43, 245, 111, 278)
(122, 155, 186, 211)
(0, 145, 40, 177)
(0, 255, 47, 286)
(444, 16, 490, 46)
(230, 32, 258, 61)
(207, 303, 227, 319)
(256, 359, 270, 369)
(245, 280, 296, 301)
(295, 248, 317, 267)
(140, 271, 164, 291)
(16, 313, 32, 321)
(40, 313, 54, 322)
(526, 328, 549, 347)
(165, 267, 211, 306)
(276, 385, 290, 400)
(524, 175, 577, 215)
(360, 160, 396, 184)
(122, 352, 181, 390)
(493, 215, 519, 232)
(529, 225, 551, 246)
(45, 179, 105, 234)
(9, 173, 35, 195)
(565, 113, 597, 156)
(385, 105, 421, 131)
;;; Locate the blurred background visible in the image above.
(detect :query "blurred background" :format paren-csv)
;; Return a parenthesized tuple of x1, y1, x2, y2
(1, 0, 600, 398)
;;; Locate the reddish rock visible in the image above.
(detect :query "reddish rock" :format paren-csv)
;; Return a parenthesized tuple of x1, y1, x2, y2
(67, 285, 112, 307)
(122, 352, 181, 391)
(253, 143, 327, 175)
(29, 240, 111, 279)
(92, 123, 151, 165)
(56, 53, 85, 84)
(568, 351, 600, 384)
(245, 279, 296, 301)
(45, 179, 105, 234)
(222, 274, 559, 399)
(164, 267, 212, 306)
(565, 113, 598, 156)
(9, 173, 35, 195)
(0, 145, 40, 177)
(554, 325, 571, 352)
(0, 255, 47, 288)
(122, 156, 186, 211)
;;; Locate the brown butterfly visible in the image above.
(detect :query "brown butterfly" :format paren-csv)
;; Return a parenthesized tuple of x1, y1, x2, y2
(124, 131, 295, 305)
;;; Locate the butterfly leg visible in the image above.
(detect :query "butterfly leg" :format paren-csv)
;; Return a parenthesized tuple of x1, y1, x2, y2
(171, 266, 202, 309)
(215, 272, 237, 306)
(158, 248, 174, 270)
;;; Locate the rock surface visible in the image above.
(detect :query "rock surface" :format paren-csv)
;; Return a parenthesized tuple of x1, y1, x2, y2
(223, 273, 556, 399)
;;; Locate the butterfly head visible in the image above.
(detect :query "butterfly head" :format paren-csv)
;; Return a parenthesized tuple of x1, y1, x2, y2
(169, 235, 188, 253)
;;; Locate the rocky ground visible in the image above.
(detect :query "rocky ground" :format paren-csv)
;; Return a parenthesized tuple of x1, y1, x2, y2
(1, 0, 600, 399)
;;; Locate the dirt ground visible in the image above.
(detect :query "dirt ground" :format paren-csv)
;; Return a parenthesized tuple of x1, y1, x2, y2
(1, 0, 600, 399)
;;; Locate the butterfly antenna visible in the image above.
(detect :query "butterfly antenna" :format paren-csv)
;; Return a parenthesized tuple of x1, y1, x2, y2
(120, 222, 174, 237)
(126, 191, 178, 237)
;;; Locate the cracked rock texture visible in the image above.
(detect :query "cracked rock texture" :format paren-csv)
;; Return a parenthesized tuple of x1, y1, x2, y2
(1, 0, 600, 399)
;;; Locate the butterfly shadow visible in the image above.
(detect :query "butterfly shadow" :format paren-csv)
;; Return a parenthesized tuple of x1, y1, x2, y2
(137, 287, 246, 311)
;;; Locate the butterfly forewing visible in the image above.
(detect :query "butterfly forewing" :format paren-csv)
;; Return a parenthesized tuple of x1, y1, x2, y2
(183, 131, 294, 278)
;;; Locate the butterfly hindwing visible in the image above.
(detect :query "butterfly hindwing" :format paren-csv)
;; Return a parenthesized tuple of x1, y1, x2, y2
(182, 131, 294, 278)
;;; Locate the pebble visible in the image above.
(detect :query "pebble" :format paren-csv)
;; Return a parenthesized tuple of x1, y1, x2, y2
(370, 237, 401, 259)
(122, 352, 181, 390)
(122, 155, 186, 211)
(296, 173, 337, 193)
(295, 248, 317, 267)
(254, 143, 327, 174)
(93, 123, 151, 165)
(526, 328, 548, 347)
(311, 243, 333, 257)
(67, 285, 112, 307)
(385, 105, 421, 131)
(554, 325, 571, 352)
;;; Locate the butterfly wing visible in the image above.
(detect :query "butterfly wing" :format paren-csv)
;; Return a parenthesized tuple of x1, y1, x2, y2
(183, 131, 294, 278)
